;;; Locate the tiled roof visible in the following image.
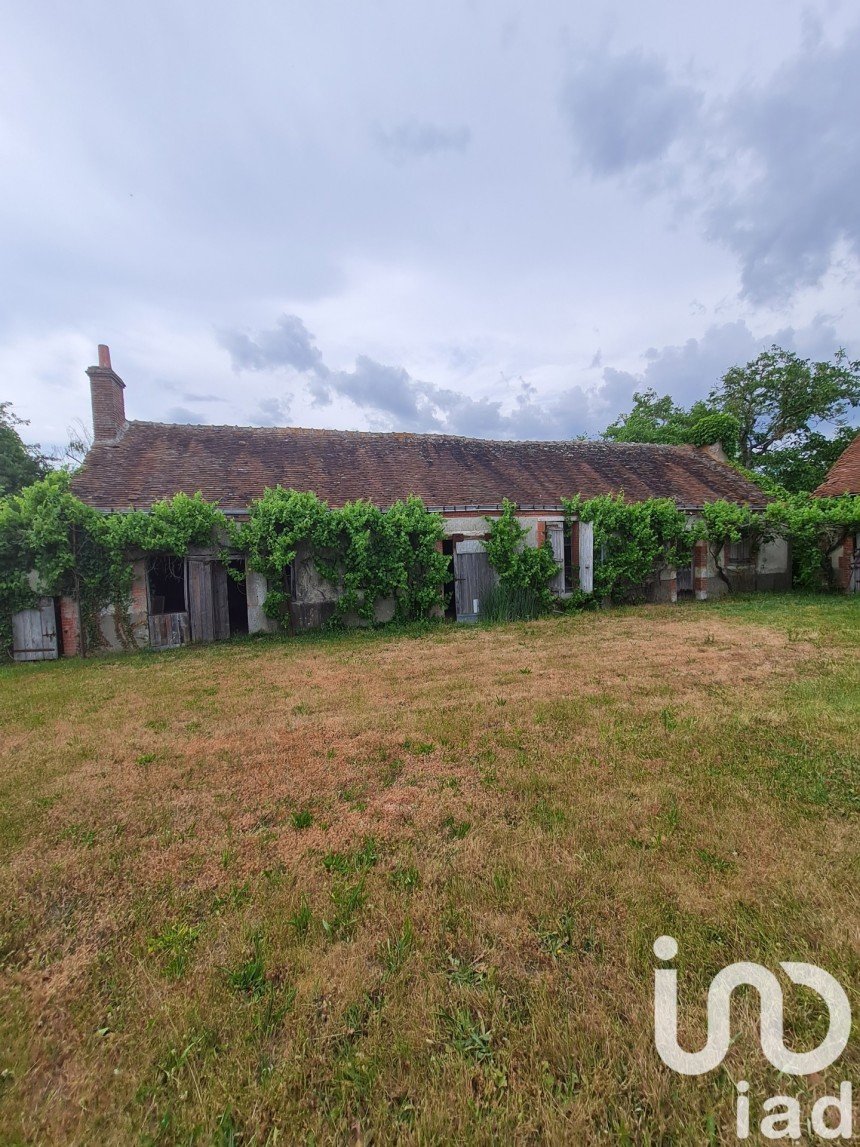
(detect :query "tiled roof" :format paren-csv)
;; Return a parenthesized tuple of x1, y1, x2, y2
(814, 432, 860, 496)
(71, 421, 770, 513)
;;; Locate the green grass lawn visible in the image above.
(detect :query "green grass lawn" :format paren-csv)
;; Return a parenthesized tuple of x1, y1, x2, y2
(0, 595, 858, 1144)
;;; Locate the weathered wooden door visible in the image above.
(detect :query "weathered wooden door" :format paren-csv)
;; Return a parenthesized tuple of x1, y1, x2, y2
(187, 559, 215, 643)
(12, 597, 58, 661)
(187, 559, 231, 643)
(453, 541, 497, 621)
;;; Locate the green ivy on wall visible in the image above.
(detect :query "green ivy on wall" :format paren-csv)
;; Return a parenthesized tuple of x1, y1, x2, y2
(233, 488, 450, 625)
(564, 493, 694, 602)
(482, 500, 559, 610)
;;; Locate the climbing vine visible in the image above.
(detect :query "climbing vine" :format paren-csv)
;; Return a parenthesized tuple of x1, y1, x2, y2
(482, 500, 559, 611)
(0, 477, 229, 656)
(233, 488, 449, 625)
(564, 493, 694, 602)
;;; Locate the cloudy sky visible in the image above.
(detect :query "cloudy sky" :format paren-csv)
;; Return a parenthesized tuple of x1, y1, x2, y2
(2, 0, 859, 451)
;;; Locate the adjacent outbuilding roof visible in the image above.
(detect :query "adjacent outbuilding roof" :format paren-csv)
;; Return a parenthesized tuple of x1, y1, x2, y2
(71, 420, 769, 513)
(814, 432, 860, 497)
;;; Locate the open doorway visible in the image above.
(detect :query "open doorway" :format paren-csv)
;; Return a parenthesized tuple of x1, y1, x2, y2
(147, 556, 186, 614)
(225, 559, 249, 635)
(442, 539, 456, 619)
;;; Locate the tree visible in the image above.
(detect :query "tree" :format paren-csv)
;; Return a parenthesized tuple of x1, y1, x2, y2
(0, 402, 49, 497)
(753, 426, 858, 494)
(710, 346, 860, 467)
(602, 390, 740, 458)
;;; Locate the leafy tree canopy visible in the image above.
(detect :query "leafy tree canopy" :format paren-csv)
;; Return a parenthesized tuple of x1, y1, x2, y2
(0, 402, 50, 497)
(601, 346, 860, 491)
(711, 346, 860, 466)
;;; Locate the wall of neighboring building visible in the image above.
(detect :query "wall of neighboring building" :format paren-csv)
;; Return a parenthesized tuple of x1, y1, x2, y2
(829, 533, 858, 592)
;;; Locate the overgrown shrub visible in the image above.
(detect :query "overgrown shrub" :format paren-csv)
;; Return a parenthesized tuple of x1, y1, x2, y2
(233, 488, 449, 625)
(483, 501, 558, 610)
(564, 493, 693, 603)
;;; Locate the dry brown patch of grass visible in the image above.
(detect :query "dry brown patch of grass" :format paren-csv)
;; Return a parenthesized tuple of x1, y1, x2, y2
(0, 600, 857, 1142)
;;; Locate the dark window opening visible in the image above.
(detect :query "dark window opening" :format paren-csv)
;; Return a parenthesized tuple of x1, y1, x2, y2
(226, 559, 249, 635)
(726, 535, 752, 564)
(442, 539, 456, 619)
(148, 556, 186, 614)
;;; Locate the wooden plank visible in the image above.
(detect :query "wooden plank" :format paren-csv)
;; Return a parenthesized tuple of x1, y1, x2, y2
(148, 611, 189, 649)
(578, 521, 594, 594)
(187, 559, 215, 643)
(212, 563, 231, 640)
(12, 598, 58, 661)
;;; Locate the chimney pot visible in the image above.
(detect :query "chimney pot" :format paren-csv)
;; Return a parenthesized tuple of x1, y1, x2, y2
(98, 344, 112, 369)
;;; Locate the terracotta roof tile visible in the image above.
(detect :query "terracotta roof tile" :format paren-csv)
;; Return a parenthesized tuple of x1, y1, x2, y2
(814, 432, 860, 496)
(71, 421, 770, 513)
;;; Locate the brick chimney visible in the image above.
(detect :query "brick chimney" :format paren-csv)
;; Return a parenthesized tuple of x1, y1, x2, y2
(86, 344, 127, 443)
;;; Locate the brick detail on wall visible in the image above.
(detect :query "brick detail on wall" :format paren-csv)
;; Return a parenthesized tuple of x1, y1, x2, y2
(837, 533, 855, 590)
(59, 595, 81, 657)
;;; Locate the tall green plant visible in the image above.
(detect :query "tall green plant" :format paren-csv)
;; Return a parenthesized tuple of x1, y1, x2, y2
(564, 494, 693, 602)
(483, 501, 558, 610)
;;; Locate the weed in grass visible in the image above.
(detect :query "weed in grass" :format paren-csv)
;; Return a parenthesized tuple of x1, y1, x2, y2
(322, 879, 367, 941)
(379, 918, 414, 975)
(491, 867, 512, 900)
(438, 776, 461, 792)
(446, 954, 487, 986)
(288, 895, 313, 939)
(323, 835, 379, 875)
(290, 808, 313, 830)
(220, 848, 235, 870)
(442, 814, 471, 840)
(63, 824, 96, 848)
(226, 930, 267, 997)
(659, 707, 678, 731)
(256, 982, 297, 1037)
(537, 913, 577, 958)
(403, 738, 435, 755)
(439, 1008, 494, 1064)
(696, 848, 737, 875)
(338, 785, 368, 811)
(389, 864, 420, 893)
(136, 753, 157, 766)
(380, 758, 403, 787)
(531, 798, 566, 833)
(214, 1107, 243, 1146)
(212, 882, 252, 913)
(147, 922, 202, 977)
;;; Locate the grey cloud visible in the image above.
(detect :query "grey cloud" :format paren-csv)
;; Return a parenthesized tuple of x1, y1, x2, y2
(562, 28, 860, 304)
(180, 392, 227, 403)
(220, 315, 328, 376)
(223, 311, 853, 442)
(599, 317, 848, 411)
(166, 406, 207, 425)
(222, 313, 619, 439)
(253, 397, 291, 427)
(561, 48, 700, 176)
(705, 27, 860, 303)
(374, 119, 471, 163)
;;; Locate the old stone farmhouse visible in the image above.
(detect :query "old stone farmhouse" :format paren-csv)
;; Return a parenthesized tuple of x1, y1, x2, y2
(60, 346, 787, 653)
